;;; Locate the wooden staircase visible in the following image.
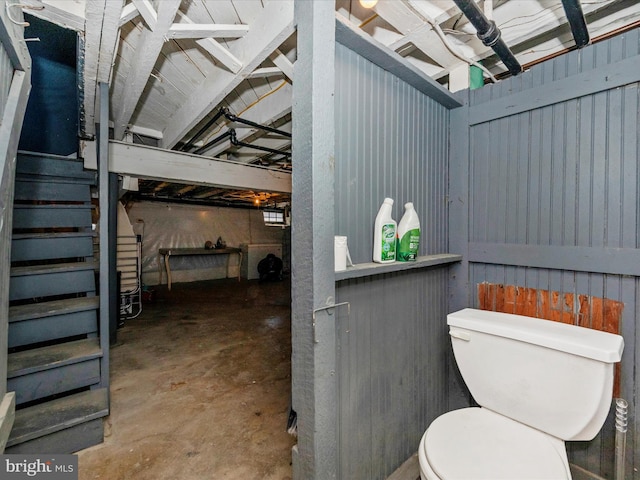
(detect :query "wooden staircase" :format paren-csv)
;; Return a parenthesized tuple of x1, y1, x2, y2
(5, 151, 109, 454)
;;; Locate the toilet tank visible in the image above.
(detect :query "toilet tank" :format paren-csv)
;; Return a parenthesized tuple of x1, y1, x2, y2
(448, 308, 624, 441)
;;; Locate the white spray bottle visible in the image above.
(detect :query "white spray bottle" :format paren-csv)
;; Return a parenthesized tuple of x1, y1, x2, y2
(397, 202, 420, 262)
(373, 198, 397, 263)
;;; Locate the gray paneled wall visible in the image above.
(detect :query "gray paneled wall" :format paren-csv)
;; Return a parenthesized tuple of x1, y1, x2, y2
(334, 43, 452, 478)
(336, 269, 450, 479)
(451, 28, 640, 479)
(335, 43, 449, 262)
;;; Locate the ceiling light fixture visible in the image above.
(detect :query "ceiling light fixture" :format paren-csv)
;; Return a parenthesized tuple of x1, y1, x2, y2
(359, 0, 378, 8)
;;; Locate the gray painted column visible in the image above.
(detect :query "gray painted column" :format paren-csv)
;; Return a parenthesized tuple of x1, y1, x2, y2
(447, 93, 471, 411)
(97, 82, 110, 392)
(291, 1, 337, 479)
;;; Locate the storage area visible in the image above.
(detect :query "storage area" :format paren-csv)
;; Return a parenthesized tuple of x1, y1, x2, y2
(240, 243, 283, 280)
(1, 2, 639, 480)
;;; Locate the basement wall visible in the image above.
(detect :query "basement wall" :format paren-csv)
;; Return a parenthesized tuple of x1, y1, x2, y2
(449, 28, 640, 478)
(334, 42, 452, 479)
(125, 201, 286, 286)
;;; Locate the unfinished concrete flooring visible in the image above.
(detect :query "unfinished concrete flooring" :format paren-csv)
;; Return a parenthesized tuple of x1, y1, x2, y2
(77, 278, 295, 480)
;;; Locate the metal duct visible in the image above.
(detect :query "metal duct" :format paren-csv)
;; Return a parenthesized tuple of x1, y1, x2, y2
(452, 0, 522, 76)
(561, 0, 590, 47)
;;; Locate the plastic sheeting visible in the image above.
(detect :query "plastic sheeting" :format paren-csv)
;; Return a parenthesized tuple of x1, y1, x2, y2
(125, 201, 284, 286)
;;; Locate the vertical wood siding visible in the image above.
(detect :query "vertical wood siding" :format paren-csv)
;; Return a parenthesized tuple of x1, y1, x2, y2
(336, 269, 450, 479)
(460, 28, 640, 478)
(334, 44, 449, 263)
(334, 43, 451, 479)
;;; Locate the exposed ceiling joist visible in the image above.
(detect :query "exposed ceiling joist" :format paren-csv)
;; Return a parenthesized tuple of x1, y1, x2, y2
(373, 0, 460, 70)
(172, 11, 244, 74)
(119, 2, 137, 27)
(82, 140, 291, 193)
(249, 67, 286, 79)
(131, 0, 156, 30)
(195, 37, 243, 73)
(269, 49, 294, 83)
(161, 0, 295, 149)
(166, 23, 249, 39)
(21, 0, 85, 31)
(112, 0, 181, 140)
(83, 0, 123, 138)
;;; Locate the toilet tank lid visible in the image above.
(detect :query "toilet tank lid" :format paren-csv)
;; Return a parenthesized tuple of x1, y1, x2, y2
(448, 309, 623, 363)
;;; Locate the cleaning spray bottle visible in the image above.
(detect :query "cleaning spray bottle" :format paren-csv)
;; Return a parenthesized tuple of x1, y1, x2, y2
(397, 202, 420, 262)
(373, 198, 397, 263)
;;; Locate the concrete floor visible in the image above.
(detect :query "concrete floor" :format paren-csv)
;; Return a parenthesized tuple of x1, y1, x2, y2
(77, 278, 295, 480)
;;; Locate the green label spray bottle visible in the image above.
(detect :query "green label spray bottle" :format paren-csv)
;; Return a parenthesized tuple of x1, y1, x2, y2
(373, 198, 397, 263)
(397, 202, 420, 262)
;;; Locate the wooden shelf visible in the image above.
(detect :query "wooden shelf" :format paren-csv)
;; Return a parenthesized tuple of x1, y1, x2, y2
(335, 254, 462, 281)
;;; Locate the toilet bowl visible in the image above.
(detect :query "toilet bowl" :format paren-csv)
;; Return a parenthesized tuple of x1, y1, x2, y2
(419, 408, 570, 479)
(419, 308, 624, 480)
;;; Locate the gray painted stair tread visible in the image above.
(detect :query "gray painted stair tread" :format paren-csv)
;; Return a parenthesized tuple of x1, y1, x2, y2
(15, 174, 95, 185)
(9, 297, 99, 322)
(7, 338, 102, 378)
(13, 204, 90, 210)
(12, 232, 95, 240)
(6, 388, 108, 447)
(11, 261, 97, 277)
(16, 152, 95, 181)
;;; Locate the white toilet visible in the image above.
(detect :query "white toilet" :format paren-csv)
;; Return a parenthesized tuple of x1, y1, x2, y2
(419, 308, 624, 480)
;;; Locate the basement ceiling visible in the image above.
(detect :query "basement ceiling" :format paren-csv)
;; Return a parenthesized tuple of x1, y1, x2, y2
(19, 0, 640, 207)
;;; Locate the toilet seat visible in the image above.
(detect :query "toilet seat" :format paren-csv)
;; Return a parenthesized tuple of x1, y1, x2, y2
(420, 407, 570, 480)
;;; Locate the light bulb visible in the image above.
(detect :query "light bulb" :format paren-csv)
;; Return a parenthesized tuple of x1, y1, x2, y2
(359, 0, 378, 8)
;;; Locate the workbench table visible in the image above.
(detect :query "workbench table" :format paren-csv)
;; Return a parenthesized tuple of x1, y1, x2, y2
(158, 247, 242, 290)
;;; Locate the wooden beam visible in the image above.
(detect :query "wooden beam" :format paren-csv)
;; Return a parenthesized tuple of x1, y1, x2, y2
(112, 0, 181, 140)
(468, 242, 640, 277)
(195, 38, 243, 73)
(131, 0, 156, 30)
(81, 141, 291, 193)
(119, 2, 138, 27)
(21, 0, 85, 31)
(166, 23, 249, 39)
(269, 49, 294, 83)
(248, 67, 285, 79)
(161, 0, 294, 149)
(373, 0, 459, 69)
(0, 1, 31, 70)
(173, 12, 243, 73)
(83, 0, 123, 138)
(126, 124, 163, 140)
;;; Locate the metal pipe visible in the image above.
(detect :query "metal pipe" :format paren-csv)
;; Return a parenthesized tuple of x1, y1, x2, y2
(225, 112, 292, 138)
(451, 0, 522, 76)
(561, 0, 590, 48)
(614, 398, 628, 480)
(230, 130, 291, 157)
(192, 130, 232, 155)
(179, 107, 227, 152)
